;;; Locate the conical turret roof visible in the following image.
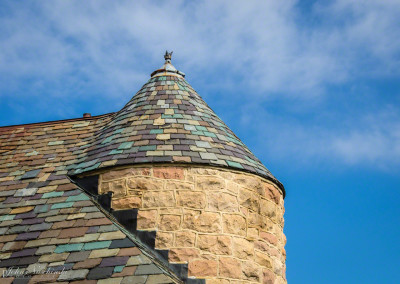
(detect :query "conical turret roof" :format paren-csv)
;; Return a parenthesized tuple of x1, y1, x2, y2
(69, 52, 284, 194)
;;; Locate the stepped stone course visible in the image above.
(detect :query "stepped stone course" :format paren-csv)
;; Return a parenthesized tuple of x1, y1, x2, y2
(97, 164, 286, 283)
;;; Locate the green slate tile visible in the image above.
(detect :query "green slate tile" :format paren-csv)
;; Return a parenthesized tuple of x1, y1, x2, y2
(110, 149, 124, 155)
(203, 131, 217, 138)
(51, 202, 74, 209)
(0, 215, 15, 221)
(139, 145, 156, 151)
(102, 135, 115, 144)
(226, 160, 244, 169)
(150, 129, 163, 134)
(66, 193, 89, 202)
(83, 241, 112, 250)
(195, 125, 207, 131)
(114, 265, 124, 273)
(55, 243, 84, 253)
(118, 142, 134, 150)
(42, 191, 64, 199)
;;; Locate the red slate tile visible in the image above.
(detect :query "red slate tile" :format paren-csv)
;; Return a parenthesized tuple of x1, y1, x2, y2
(73, 258, 102, 269)
(86, 218, 112, 226)
(39, 229, 61, 239)
(58, 227, 88, 238)
(117, 247, 141, 256)
(52, 220, 76, 229)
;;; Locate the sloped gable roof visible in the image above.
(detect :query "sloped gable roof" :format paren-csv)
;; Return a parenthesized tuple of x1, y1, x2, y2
(0, 116, 181, 283)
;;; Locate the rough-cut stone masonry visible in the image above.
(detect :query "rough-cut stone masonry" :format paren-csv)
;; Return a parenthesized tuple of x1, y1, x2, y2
(98, 165, 286, 284)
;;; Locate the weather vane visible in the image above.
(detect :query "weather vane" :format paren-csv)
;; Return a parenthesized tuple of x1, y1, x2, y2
(164, 50, 173, 63)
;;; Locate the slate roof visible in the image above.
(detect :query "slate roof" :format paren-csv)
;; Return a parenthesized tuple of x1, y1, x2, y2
(0, 117, 181, 283)
(66, 57, 284, 194)
(0, 54, 284, 283)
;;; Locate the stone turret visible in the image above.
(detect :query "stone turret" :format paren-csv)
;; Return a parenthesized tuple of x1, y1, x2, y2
(73, 53, 286, 283)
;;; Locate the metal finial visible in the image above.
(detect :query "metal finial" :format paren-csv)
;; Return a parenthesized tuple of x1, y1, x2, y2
(164, 50, 173, 63)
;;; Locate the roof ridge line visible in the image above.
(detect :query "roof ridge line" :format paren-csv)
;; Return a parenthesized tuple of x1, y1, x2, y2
(0, 112, 115, 129)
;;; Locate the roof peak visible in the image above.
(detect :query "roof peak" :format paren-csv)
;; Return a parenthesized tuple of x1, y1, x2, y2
(151, 50, 185, 78)
(164, 50, 173, 63)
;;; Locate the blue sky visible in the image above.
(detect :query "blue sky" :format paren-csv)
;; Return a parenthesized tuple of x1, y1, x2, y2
(1, 1, 399, 283)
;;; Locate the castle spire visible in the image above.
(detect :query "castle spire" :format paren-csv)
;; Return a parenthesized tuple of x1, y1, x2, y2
(150, 50, 185, 78)
(164, 50, 173, 63)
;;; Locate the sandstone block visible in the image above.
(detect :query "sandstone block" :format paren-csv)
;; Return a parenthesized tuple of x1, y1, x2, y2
(188, 259, 218, 277)
(255, 240, 268, 253)
(169, 248, 200, 263)
(234, 175, 264, 196)
(159, 208, 182, 215)
(100, 182, 110, 194)
(102, 168, 132, 181)
(222, 213, 246, 236)
(273, 258, 284, 276)
(175, 231, 196, 247)
(206, 279, 230, 284)
(260, 199, 276, 219)
(112, 196, 141, 210)
(153, 167, 184, 180)
(142, 191, 175, 208)
(219, 257, 241, 279)
(102, 168, 151, 181)
(183, 210, 221, 233)
(137, 210, 157, 230)
(218, 171, 234, 180)
(127, 177, 163, 191)
(263, 268, 276, 284)
(177, 191, 206, 209)
(255, 251, 272, 268)
(109, 179, 127, 198)
(191, 168, 218, 175)
(260, 232, 278, 246)
(208, 192, 238, 212)
(225, 181, 240, 194)
(264, 183, 281, 205)
(165, 181, 194, 191)
(247, 228, 259, 240)
(241, 260, 261, 282)
(155, 231, 174, 249)
(232, 237, 254, 259)
(239, 188, 259, 212)
(196, 176, 225, 191)
(197, 235, 231, 255)
(159, 215, 181, 231)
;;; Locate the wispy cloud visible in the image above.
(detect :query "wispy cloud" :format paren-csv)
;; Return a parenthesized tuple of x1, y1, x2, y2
(0, 0, 399, 170)
(241, 103, 400, 171)
(1, 0, 398, 98)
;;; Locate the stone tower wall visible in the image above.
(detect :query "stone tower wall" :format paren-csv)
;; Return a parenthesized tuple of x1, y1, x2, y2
(98, 165, 286, 284)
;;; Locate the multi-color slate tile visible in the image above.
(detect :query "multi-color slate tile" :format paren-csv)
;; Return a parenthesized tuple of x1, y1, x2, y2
(0, 116, 179, 283)
(0, 56, 284, 283)
(66, 61, 283, 193)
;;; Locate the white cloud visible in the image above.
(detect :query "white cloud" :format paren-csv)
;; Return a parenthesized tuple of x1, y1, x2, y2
(0, 0, 399, 99)
(241, 103, 400, 170)
(0, 0, 399, 169)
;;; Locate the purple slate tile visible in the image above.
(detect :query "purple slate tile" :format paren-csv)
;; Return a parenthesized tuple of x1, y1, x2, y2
(87, 226, 99, 234)
(11, 248, 37, 258)
(4, 196, 22, 204)
(17, 256, 40, 266)
(21, 217, 45, 225)
(16, 231, 40, 241)
(99, 256, 129, 267)
(63, 189, 81, 196)
(26, 193, 43, 200)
